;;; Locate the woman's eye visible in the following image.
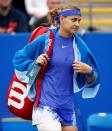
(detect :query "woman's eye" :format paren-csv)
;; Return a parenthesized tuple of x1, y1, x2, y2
(78, 19, 81, 22)
(71, 19, 76, 22)
(71, 19, 81, 23)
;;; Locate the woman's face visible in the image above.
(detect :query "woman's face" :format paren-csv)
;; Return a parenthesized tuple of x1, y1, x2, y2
(60, 15, 81, 35)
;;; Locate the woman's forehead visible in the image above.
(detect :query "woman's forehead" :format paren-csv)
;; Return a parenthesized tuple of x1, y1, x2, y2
(67, 15, 82, 19)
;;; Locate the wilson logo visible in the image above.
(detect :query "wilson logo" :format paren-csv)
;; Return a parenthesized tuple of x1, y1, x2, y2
(8, 81, 26, 109)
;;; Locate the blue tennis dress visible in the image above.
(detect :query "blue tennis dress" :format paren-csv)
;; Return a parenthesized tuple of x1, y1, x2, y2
(39, 31, 75, 109)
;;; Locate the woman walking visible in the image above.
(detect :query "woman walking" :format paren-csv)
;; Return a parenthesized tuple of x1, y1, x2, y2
(13, 5, 100, 131)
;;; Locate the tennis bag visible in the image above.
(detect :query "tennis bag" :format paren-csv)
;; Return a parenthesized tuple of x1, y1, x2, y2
(7, 26, 54, 120)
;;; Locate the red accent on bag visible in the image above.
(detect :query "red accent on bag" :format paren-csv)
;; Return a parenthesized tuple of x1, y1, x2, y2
(34, 30, 54, 108)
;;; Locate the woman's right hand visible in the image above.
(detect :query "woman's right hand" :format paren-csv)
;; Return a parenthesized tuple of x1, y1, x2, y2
(35, 54, 50, 66)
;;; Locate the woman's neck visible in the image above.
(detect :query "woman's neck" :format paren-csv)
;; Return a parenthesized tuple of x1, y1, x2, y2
(58, 27, 73, 38)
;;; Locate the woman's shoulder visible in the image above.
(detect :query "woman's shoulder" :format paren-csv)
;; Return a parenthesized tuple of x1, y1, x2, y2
(31, 33, 46, 43)
(22, 33, 47, 56)
(75, 34, 91, 53)
(26, 33, 47, 50)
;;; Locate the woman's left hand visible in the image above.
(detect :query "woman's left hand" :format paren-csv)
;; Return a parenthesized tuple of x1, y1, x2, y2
(72, 61, 92, 74)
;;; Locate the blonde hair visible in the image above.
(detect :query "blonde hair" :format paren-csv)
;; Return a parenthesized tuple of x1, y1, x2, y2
(48, 5, 80, 27)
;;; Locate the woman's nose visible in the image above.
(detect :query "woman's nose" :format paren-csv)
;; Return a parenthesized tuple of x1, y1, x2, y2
(75, 21, 80, 27)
